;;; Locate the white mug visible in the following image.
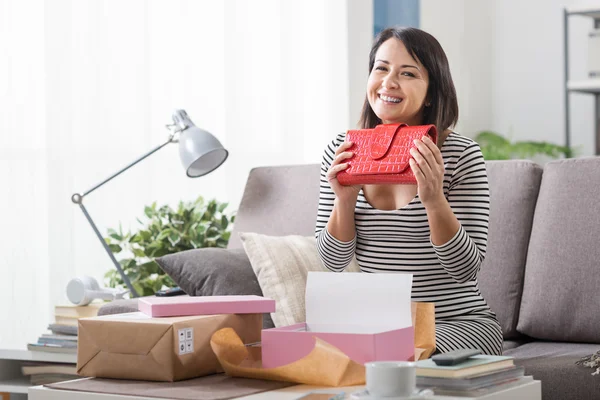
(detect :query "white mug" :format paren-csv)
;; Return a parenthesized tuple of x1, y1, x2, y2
(365, 361, 416, 398)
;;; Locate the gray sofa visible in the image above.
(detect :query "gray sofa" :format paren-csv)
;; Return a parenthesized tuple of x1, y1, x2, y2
(101, 158, 600, 399)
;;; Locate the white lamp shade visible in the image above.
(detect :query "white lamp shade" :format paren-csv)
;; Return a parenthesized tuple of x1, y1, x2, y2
(172, 110, 228, 177)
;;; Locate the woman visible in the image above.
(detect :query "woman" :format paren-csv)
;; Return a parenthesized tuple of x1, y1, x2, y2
(315, 27, 503, 355)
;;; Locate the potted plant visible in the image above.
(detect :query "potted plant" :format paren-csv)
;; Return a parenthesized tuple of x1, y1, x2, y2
(104, 196, 235, 296)
(474, 131, 574, 160)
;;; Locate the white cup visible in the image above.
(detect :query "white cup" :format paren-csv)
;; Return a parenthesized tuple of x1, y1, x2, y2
(365, 361, 416, 398)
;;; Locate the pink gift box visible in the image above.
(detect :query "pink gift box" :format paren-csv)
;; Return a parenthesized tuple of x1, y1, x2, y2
(261, 272, 415, 368)
(138, 295, 275, 317)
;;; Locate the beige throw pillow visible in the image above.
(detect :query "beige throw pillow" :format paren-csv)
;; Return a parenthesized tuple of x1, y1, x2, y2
(239, 232, 360, 328)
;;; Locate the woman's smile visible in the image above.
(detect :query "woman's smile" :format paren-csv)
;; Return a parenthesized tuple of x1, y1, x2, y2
(378, 93, 403, 104)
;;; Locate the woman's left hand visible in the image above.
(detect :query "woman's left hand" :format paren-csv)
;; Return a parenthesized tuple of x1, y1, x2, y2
(409, 136, 446, 209)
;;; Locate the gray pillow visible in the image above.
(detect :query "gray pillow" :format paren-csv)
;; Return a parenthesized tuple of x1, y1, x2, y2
(517, 157, 600, 342)
(478, 160, 543, 339)
(156, 248, 274, 329)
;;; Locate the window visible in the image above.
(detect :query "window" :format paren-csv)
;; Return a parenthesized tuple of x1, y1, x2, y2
(374, 0, 420, 36)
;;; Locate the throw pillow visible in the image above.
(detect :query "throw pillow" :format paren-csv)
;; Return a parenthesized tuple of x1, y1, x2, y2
(156, 247, 275, 329)
(239, 232, 361, 328)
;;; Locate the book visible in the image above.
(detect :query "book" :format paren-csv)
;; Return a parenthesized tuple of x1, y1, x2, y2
(21, 362, 77, 376)
(417, 365, 525, 390)
(53, 315, 80, 327)
(428, 375, 533, 397)
(40, 334, 78, 341)
(27, 343, 77, 354)
(416, 355, 514, 378)
(37, 337, 77, 348)
(54, 302, 104, 319)
(48, 323, 78, 336)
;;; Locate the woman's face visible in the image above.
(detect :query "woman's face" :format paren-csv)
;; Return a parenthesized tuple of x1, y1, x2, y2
(367, 38, 429, 126)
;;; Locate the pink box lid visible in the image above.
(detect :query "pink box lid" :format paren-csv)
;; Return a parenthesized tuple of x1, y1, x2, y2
(138, 295, 275, 317)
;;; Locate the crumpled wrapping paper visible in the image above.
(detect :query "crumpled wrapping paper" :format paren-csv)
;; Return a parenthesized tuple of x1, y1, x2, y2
(413, 301, 436, 361)
(209, 302, 436, 387)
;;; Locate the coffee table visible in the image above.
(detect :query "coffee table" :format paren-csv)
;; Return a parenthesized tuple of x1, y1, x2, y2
(29, 379, 541, 400)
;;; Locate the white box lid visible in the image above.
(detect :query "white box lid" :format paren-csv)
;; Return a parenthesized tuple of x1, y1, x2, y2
(305, 271, 413, 333)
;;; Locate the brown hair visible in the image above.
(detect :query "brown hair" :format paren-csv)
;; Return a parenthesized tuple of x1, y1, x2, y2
(358, 27, 459, 133)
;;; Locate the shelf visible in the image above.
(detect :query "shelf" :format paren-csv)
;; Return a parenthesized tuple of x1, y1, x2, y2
(566, 6, 600, 19)
(567, 79, 600, 94)
(0, 376, 30, 394)
(0, 349, 76, 364)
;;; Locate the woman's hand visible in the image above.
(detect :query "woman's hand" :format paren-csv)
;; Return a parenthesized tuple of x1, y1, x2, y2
(409, 136, 446, 209)
(326, 141, 362, 203)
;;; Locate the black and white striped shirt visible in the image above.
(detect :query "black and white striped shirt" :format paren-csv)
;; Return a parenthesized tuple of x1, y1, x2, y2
(315, 131, 503, 355)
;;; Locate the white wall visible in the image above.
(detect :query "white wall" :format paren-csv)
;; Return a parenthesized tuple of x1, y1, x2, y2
(420, 0, 494, 138)
(422, 0, 596, 157)
(0, 0, 374, 349)
(0, 0, 49, 350)
(490, 0, 595, 156)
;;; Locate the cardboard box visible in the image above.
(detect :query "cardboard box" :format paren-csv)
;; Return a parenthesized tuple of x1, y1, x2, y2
(261, 271, 414, 368)
(77, 312, 262, 381)
(138, 295, 275, 317)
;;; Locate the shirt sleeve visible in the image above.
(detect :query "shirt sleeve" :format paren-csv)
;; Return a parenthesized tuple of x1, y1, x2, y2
(315, 134, 357, 272)
(431, 142, 490, 284)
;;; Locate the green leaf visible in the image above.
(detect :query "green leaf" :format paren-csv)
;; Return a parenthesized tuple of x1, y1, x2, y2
(168, 231, 181, 246)
(132, 248, 146, 258)
(108, 244, 122, 253)
(157, 229, 172, 241)
(130, 233, 143, 243)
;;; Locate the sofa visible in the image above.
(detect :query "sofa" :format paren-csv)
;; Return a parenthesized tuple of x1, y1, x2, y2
(101, 157, 600, 400)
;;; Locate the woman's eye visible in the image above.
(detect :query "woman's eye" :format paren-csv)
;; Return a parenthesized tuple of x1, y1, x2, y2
(402, 71, 415, 77)
(375, 66, 387, 72)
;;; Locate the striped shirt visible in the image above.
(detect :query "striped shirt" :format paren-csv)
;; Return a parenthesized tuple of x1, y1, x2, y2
(315, 131, 503, 355)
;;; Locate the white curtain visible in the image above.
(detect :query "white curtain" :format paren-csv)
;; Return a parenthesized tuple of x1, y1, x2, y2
(0, 0, 373, 348)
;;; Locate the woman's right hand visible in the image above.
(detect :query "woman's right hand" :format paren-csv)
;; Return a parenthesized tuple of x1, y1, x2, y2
(326, 141, 362, 202)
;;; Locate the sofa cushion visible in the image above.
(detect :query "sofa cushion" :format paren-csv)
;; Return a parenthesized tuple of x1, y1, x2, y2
(517, 157, 600, 342)
(228, 165, 321, 250)
(502, 338, 531, 352)
(156, 247, 275, 329)
(477, 161, 543, 339)
(239, 232, 360, 328)
(504, 342, 600, 400)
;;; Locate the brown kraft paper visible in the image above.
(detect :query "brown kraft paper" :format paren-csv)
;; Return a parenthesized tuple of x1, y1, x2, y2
(77, 312, 262, 382)
(210, 302, 436, 386)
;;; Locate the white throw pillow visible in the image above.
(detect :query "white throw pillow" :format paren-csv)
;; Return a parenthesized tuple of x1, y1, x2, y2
(239, 232, 360, 328)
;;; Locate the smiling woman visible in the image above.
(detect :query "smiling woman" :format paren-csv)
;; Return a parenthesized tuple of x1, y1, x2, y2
(315, 27, 504, 356)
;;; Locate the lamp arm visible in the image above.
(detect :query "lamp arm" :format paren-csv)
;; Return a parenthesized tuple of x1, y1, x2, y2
(71, 137, 175, 298)
(78, 138, 174, 199)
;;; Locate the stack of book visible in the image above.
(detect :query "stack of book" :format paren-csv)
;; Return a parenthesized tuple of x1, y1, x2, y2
(27, 302, 104, 354)
(20, 361, 79, 385)
(415, 354, 530, 397)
